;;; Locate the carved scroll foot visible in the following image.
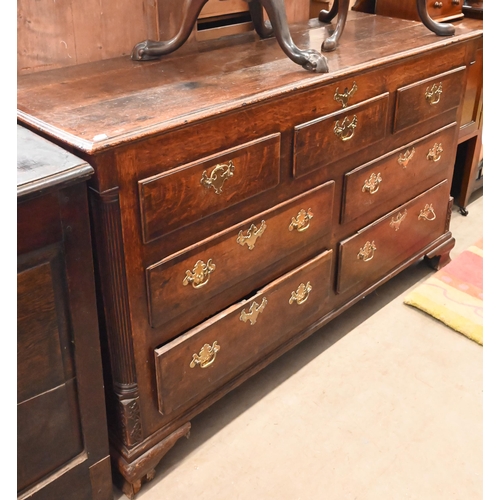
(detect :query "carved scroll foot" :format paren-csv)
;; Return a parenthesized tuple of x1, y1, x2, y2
(416, 0, 455, 36)
(113, 422, 191, 499)
(318, 0, 350, 53)
(424, 236, 455, 271)
(131, 40, 162, 61)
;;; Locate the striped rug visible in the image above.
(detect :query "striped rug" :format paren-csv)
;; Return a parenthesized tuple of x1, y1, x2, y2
(404, 239, 483, 345)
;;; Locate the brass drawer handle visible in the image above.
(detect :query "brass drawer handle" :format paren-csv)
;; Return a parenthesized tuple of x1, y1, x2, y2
(289, 208, 314, 232)
(452, 0, 460, 4)
(190, 341, 220, 369)
(390, 210, 407, 231)
(357, 241, 376, 262)
(237, 220, 266, 250)
(418, 204, 437, 221)
(334, 115, 358, 142)
(433, 1, 443, 8)
(200, 160, 235, 194)
(289, 282, 312, 305)
(398, 148, 416, 168)
(240, 297, 267, 325)
(362, 173, 383, 194)
(427, 143, 443, 162)
(183, 259, 216, 288)
(424, 82, 443, 105)
(334, 81, 358, 108)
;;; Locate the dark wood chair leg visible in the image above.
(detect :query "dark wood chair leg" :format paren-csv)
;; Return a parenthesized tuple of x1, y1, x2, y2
(131, 0, 209, 60)
(248, 0, 274, 38)
(320, 0, 351, 52)
(416, 0, 455, 35)
(259, 0, 329, 72)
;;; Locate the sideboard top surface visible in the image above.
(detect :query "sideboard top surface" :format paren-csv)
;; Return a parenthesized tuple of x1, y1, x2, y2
(17, 12, 482, 154)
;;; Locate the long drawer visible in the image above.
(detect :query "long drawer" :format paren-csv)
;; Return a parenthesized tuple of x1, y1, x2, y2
(337, 180, 450, 294)
(146, 181, 335, 328)
(341, 122, 457, 224)
(139, 133, 281, 243)
(154, 250, 334, 418)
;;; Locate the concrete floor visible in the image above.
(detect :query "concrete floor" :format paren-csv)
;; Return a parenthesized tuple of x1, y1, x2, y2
(115, 190, 483, 500)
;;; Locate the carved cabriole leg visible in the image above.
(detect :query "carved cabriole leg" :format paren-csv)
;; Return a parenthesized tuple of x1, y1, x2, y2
(131, 0, 209, 60)
(424, 197, 455, 270)
(416, 0, 455, 36)
(258, 0, 329, 72)
(112, 423, 192, 499)
(248, 0, 274, 38)
(318, 0, 350, 52)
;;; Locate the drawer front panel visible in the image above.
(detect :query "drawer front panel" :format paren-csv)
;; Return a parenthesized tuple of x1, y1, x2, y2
(338, 180, 450, 294)
(147, 181, 335, 328)
(139, 133, 281, 243)
(342, 123, 456, 224)
(293, 93, 389, 178)
(427, 0, 463, 20)
(155, 250, 334, 417)
(394, 67, 466, 133)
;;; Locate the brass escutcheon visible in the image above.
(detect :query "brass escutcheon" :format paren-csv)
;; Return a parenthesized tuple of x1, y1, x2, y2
(357, 241, 376, 262)
(427, 143, 443, 162)
(240, 297, 268, 325)
(398, 148, 416, 168)
(424, 82, 443, 105)
(390, 210, 407, 231)
(190, 341, 220, 369)
(289, 282, 312, 305)
(237, 220, 267, 250)
(362, 173, 383, 194)
(200, 160, 235, 194)
(334, 81, 358, 108)
(183, 259, 216, 288)
(289, 208, 314, 232)
(418, 204, 437, 221)
(334, 115, 358, 142)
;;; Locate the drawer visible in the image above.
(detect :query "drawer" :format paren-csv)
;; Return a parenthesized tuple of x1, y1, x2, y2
(154, 250, 334, 417)
(146, 181, 335, 328)
(337, 180, 450, 294)
(393, 67, 466, 133)
(139, 133, 281, 243)
(293, 93, 390, 178)
(427, 0, 463, 21)
(342, 122, 457, 224)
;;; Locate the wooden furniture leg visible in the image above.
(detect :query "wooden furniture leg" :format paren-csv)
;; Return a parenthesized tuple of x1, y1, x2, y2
(132, 0, 329, 73)
(416, 0, 455, 35)
(259, 0, 328, 72)
(318, 0, 351, 52)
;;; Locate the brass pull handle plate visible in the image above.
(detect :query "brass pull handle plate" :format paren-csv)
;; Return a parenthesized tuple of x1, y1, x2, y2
(418, 204, 437, 221)
(237, 220, 267, 250)
(240, 297, 268, 325)
(433, 1, 443, 8)
(398, 148, 416, 168)
(289, 282, 312, 305)
(334, 82, 358, 108)
(390, 210, 407, 231)
(190, 341, 220, 369)
(427, 143, 443, 162)
(289, 208, 314, 232)
(424, 82, 443, 105)
(183, 259, 216, 288)
(362, 173, 383, 194)
(200, 160, 235, 194)
(358, 241, 376, 262)
(334, 115, 358, 142)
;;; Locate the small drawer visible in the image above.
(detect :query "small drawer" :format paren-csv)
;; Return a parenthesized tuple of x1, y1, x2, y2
(337, 180, 450, 294)
(427, 0, 463, 21)
(146, 181, 335, 328)
(393, 66, 466, 133)
(154, 250, 334, 417)
(293, 93, 390, 178)
(342, 122, 457, 224)
(139, 133, 281, 243)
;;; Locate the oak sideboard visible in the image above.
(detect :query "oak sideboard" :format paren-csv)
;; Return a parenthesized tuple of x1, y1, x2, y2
(17, 12, 483, 498)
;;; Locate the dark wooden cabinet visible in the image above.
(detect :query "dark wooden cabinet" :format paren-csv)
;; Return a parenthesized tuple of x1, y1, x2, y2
(17, 13, 483, 498)
(17, 126, 113, 500)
